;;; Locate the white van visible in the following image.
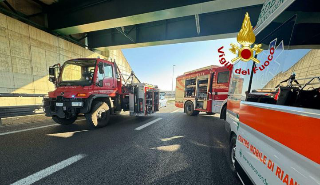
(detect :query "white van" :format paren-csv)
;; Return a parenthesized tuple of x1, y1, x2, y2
(226, 0, 320, 184)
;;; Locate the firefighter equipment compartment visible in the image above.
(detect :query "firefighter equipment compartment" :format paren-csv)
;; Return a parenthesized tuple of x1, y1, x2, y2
(129, 83, 159, 116)
(185, 78, 196, 97)
(196, 77, 209, 109)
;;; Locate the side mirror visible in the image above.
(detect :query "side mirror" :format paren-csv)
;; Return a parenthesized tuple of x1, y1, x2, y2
(49, 67, 55, 76)
(48, 64, 60, 86)
(96, 80, 103, 87)
(49, 67, 56, 84)
(49, 76, 56, 83)
(98, 62, 104, 74)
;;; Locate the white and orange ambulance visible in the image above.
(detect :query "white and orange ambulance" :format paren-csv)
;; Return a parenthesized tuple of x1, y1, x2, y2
(226, 0, 320, 184)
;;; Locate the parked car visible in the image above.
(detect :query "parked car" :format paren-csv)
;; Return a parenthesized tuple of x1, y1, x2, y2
(159, 92, 167, 108)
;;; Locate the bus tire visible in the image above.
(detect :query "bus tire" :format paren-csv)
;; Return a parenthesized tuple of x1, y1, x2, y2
(52, 116, 76, 125)
(185, 101, 199, 116)
(85, 102, 110, 128)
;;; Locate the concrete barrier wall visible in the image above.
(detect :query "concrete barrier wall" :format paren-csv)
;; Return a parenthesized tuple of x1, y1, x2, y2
(264, 49, 320, 89)
(0, 13, 134, 106)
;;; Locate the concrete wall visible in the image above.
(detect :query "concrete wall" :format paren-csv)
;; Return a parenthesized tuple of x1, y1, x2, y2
(0, 13, 134, 106)
(264, 49, 320, 89)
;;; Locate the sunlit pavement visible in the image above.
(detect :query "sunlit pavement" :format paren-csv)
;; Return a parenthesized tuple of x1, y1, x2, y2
(0, 103, 241, 185)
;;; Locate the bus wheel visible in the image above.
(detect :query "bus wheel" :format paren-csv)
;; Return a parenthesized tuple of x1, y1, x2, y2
(229, 135, 237, 173)
(85, 102, 110, 128)
(185, 101, 199, 116)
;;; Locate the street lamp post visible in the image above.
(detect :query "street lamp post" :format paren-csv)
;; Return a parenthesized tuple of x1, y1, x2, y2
(172, 65, 176, 94)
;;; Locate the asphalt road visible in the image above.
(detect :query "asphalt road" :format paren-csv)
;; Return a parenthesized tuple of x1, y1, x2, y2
(0, 103, 241, 185)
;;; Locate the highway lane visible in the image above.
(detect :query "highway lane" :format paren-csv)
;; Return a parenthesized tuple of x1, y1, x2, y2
(0, 104, 241, 185)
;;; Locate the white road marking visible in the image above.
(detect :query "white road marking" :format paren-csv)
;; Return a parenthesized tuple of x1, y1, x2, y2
(11, 154, 86, 185)
(0, 124, 56, 136)
(170, 109, 181, 113)
(134, 118, 163, 130)
(0, 118, 87, 136)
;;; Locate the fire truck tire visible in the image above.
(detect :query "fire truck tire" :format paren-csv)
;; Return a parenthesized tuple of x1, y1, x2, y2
(114, 111, 121, 115)
(206, 112, 215, 115)
(220, 105, 227, 120)
(52, 116, 76, 125)
(193, 111, 199, 116)
(229, 134, 237, 175)
(185, 101, 199, 116)
(85, 102, 110, 128)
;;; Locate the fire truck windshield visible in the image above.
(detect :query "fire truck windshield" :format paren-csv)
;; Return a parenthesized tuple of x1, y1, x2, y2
(59, 59, 96, 86)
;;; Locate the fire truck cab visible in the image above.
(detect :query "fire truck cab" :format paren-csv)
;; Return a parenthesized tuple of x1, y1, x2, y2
(175, 65, 231, 117)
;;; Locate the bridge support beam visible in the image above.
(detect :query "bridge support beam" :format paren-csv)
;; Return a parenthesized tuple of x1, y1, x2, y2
(88, 5, 262, 50)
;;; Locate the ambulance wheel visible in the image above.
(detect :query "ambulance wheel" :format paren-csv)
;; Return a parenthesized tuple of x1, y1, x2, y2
(206, 112, 214, 115)
(185, 101, 199, 116)
(85, 102, 110, 128)
(229, 135, 237, 174)
(52, 116, 76, 125)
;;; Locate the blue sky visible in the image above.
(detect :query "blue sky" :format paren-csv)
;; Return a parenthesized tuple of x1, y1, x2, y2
(122, 38, 236, 91)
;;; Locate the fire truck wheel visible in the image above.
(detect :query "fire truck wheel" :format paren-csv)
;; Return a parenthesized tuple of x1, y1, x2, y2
(85, 102, 110, 128)
(185, 101, 199, 116)
(114, 111, 121, 115)
(52, 116, 76, 125)
(220, 105, 227, 120)
(229, 135, 237, 174)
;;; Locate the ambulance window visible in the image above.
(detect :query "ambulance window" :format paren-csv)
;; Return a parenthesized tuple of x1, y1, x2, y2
(217, 71, 229, 84)
(247, 13, 320, 110)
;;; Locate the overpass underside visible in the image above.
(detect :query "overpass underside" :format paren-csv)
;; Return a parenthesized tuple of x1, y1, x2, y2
(0, 0, 264, 50)
(45, 0, 264, 50)
(89, 5, 261, 50)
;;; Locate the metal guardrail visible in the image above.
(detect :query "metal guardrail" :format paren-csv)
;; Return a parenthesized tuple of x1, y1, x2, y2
(0, 93, 46, 97)
(0, 105, 43, 118)
(0, 94, 46, 125)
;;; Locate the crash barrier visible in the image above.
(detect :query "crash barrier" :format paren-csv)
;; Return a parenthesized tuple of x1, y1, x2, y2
(0, 93, 45, 125)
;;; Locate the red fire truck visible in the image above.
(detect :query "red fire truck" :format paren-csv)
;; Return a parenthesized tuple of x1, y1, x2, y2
(44, 58, 159, 128)
(175, 65, 231, 117)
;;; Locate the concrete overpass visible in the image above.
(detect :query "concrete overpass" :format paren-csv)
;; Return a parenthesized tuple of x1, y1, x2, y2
(48, 0, 264, 50)
(0, 0, 264, 51)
